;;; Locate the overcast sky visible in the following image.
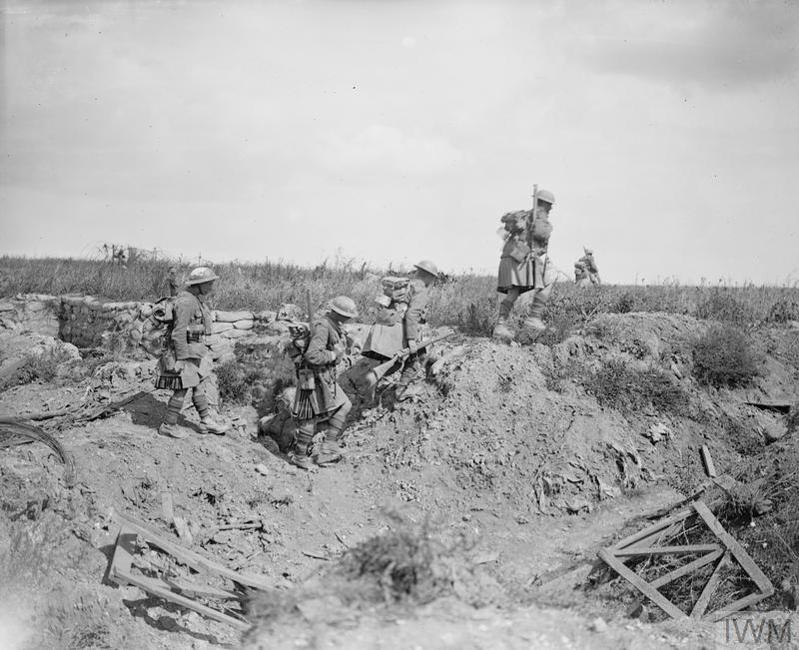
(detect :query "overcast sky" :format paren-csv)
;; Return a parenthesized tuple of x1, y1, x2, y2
(1, 0, 798, 284)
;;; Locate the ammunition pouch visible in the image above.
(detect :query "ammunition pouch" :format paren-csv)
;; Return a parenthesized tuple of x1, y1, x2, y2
(297, 368, 316, 391)
(187, 332, 203, 343)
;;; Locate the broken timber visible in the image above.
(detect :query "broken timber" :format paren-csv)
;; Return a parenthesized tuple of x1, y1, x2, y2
(599, 500, 773, 621)
(108, 508, 271, 631)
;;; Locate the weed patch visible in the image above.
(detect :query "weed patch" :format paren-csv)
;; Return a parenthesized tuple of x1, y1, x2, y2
(580, 359, 689, 415)
(338, 509, 472, 604)
(692, 325, 762, 388)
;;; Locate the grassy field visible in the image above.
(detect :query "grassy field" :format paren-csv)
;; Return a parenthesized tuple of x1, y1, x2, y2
(2, 256, 799, 338)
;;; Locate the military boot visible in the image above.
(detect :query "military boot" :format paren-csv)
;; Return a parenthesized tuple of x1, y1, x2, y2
(492, 318, 514, 342)
(158, 423, 189, 439)
(198, 414, 230, 435)
(288, 444, 313, 470)
(289, 424, 315, 470)
(314, 439, 343, 466)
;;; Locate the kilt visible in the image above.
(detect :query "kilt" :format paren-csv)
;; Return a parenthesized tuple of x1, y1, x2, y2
(292, 367, 350, 420)
(156, 355, 213, 391)
(497, 255, 547, 294)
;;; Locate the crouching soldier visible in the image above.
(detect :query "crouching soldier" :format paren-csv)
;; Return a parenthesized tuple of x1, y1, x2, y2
(156, 266, 229, 439)
(289, 296, 358, 469)
(493, 189, 557, 342)
(258, 386, 298, 453)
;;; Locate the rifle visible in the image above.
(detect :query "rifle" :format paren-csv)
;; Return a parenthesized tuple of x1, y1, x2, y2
(527, 183, 538, 251)
(306, 289, 313, 328)
(364, 330, 455, 389)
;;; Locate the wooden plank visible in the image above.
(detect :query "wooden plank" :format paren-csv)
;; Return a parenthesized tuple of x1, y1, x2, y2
(614, 544, 721, 557)
(704, 591, 774, 622)
(108, 528, 136, 580)
(598, 548, 686, 620)
(162, 577, 241, 601)
(161, 492, 175, 523)
(700, 446, 717, 478)
(650, 548, 725, 589)
(614, 508, 694, 550)
(111, 509, 271, 590)
(693, 501, 773, 594)
(690, 552, 728, 618)
(115, 567, 250, 631)
(626, 549, 725, 616)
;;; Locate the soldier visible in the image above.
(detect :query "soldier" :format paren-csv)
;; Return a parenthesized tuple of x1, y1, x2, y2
(289, 295, 358, 469)
(394, 260, 439, 401)
(156, 266, 229, 439)
(493, 190, 557, 342)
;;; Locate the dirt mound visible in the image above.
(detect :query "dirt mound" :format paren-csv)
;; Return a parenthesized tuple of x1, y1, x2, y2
(4, 311, 799, 648)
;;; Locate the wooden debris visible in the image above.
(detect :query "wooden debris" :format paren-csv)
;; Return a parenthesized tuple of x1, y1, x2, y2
(599, 500, 774, 621)
(108, 508, 271, 631)
(700, 446, 717, 478)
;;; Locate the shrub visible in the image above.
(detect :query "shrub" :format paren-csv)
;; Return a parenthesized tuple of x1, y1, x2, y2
(581, 359, 689, 415)
(696, 291, 756, 324)
(0, 348, 75, 391)
(692, 325, 761, 388)
(338, 509, 470, 604)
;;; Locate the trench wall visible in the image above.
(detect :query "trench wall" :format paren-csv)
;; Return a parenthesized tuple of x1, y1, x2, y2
(0, 293, 287, 363)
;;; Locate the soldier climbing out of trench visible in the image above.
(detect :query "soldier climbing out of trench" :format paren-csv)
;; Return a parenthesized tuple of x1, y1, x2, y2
(156, 266, 230, 439)
(288, 295, 358, 470)
(345, 259, 442, 407)
(493, 188, 558, 343)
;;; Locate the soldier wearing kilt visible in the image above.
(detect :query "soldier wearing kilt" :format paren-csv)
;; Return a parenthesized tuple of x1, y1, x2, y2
(156, 266, 229, 439)
(289, 296, 358, 469)
(494, 189, 557, 342)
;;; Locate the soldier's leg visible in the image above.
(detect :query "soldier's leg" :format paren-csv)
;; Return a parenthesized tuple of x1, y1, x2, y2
(194, 374, 229, 435)
(395, 353, 425, 400)
(521, 279, 555, 340)
(493, 287, 520, 340)
(159, 389, 189, 439)
(289, 420, 315, 470)
(315, 395, 352, 466)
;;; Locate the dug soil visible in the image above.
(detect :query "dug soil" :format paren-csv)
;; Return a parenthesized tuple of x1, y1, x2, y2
(1, 312, 798, 649)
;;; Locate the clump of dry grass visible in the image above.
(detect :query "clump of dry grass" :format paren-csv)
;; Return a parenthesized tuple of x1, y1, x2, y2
(692, 325, 762, 388)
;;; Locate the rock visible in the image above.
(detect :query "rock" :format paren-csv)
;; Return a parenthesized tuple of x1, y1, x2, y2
(233, 319, 254, 330)
(255, 464, 269, 476)
(589, 617, 608, 633)
(215, 310, 254, 323)
(644, 422, 672, 443)
(762, 420, 787, 443)
(254, 310, 276, 323)
(210, 322, 234, 334)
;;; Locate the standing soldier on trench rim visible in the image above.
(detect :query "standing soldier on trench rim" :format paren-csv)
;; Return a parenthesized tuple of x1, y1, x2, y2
(493, 189, 558, 342)
(394, 259, 440, 401)
(156, 266, 230, 439)
(289, 295, 358, 470)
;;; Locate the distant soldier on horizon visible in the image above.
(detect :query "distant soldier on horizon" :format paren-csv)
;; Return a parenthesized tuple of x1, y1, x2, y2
(156, 266, 230, 439)
(493, 188, 558, 342)
(574, 248, 601, 287)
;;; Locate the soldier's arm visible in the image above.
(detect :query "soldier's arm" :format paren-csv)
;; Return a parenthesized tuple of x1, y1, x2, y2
(170, 297, 192, 360)
(404, 288, 429, 341)
(305, 321, 336, 365)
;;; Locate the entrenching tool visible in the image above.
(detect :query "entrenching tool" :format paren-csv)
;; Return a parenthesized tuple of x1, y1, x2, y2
(363, 331, 455, 391)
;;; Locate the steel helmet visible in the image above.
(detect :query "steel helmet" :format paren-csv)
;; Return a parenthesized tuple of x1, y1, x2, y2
(330, 295, 358, 319)
(413, 260, 439, 277)
(186, 266, 219, 286)
(537, 189, 555, 205)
